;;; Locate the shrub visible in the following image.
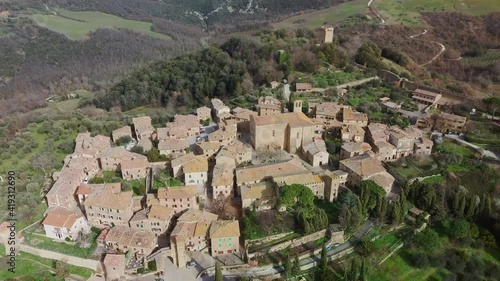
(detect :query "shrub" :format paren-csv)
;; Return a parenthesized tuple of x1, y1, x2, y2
(147, 260, 157, 271)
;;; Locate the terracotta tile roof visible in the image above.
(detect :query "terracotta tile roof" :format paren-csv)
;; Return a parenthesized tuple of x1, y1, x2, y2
(148, 205, 174, 221)
(194, 222, 211, 237)
(343, 108, 368, 122)
(209, 126, 237, 142)
(273, 172, 323, 186)
(158, 138, 189, 151)
(84, 190, 133, 210)
(100, 147, 146, 160)
(240, 182, 276, 200)
(368, 171, 395, 191)
(236, 159, 308, 185)
(178, 209, 218, 223)
(133, 116, 154, 135)
(209, 220, 240, 238)
(46, 165, 90, 202)
(341, 142, 372, 153)
(303, 139, 328, 155)
(104, 226, 156, 250)
(232, 107, 258, 120)
(183, 156, 208, 173)
(212, 162, 235, 187)
(171, 153, 197, 169)
(340, 154, 386, 178)
(75, 183, 121, 196)
(414, 89, 441, 98)
(121, 157, 148, 171)
(197, 106, 211, 115)
(315, 102, 344, 116)
(211, 99, 229, 111)
(252, 112, 314, 127)
(438, 112, 467, 122)
(171, 221, 209, 240)
(112, 126, 131, 138)
(137, 138, 153, 151)
(341, 124, 365, 135)
(104, 254, 125, 268)
(197, 141, 222, 152)
(373, 140, 396, 150)
(367, 123, 389, 141)
(156, 128, 169, 140)
(156, 186, 197, 199)
(165, 124, 189, 139)
(42, 206, 82, 228)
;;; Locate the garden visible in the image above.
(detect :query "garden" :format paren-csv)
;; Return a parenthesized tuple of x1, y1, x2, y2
(0, 244, 95, 280)
(23, 223, 101, 260)
(152, 170, 183, 190)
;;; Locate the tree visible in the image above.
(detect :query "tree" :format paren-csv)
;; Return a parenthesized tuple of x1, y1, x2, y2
(349, 259, 357, 280)
(284, 255, 292, 279)
(447, 219, 470, 239)
(210, 193, 232, 219)
(31, 152, 58, 173)
(359, 259, 366, 281)
(414, 228, 441, 253)
(292, 253, 301, 276)
(215, 262, 223, 281)
(131, 145, 144, 155)
(53, 260, 70, 279)
(117, 135, 132, 145)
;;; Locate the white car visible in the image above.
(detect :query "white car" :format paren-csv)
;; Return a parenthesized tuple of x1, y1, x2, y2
(83, 177, 90, 184)
(186, 261, 196, 269)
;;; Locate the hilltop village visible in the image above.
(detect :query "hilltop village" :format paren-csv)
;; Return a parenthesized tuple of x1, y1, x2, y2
(17, 73, 475, 279)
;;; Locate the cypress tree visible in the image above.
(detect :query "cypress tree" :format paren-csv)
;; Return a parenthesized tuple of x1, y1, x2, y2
(359, 259, 366, 281)
(349, 259, 357, 280)
(292, 253, 301, 276)
(215, 262, 223, 281)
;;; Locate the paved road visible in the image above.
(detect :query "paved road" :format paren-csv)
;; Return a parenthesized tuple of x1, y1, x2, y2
(444, 134, 499, 160)
(284, 84, 291, 102)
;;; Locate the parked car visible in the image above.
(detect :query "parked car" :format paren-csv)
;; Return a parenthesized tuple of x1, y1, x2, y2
(333, 243, 340, 247)
(83, 177, 90, 184)
(186, 261, 196, 269)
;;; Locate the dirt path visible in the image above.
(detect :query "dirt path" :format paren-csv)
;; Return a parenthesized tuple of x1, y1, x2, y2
(420, 41, 446, 66)
(409, 29, 447, 66)
(368, 0, 385, 24)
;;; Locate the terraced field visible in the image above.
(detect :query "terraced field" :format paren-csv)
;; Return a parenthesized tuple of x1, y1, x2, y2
(32, 9, 171, 40)
(462, 49, 500, 66)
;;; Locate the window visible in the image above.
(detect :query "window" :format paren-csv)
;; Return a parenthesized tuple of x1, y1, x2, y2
(229, 243, 232, 247)
(229, 238, 232, 241)
(272, 130, 275, 137)
(219, 244, 222, 247)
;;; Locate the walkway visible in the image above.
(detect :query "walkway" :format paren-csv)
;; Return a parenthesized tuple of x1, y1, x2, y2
(19, 244, 100, 271)
(444, 134, 499, 160)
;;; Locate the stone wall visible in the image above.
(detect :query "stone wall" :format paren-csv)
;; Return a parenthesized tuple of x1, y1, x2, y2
(19, 244, 100, 271)
(267, 229, 328, 253)
(245, 231, 294, 249)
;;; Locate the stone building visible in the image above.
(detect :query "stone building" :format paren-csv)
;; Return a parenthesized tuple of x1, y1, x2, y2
(249, 112, 315, 154)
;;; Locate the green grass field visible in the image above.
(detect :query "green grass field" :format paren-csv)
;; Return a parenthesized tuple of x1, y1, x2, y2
(273, 0, 369, 29)
(48, 89, 95, 112)
(0, 247, 94, 280)
(32, 9, 171, 40)
(375, 0, 500, 26)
